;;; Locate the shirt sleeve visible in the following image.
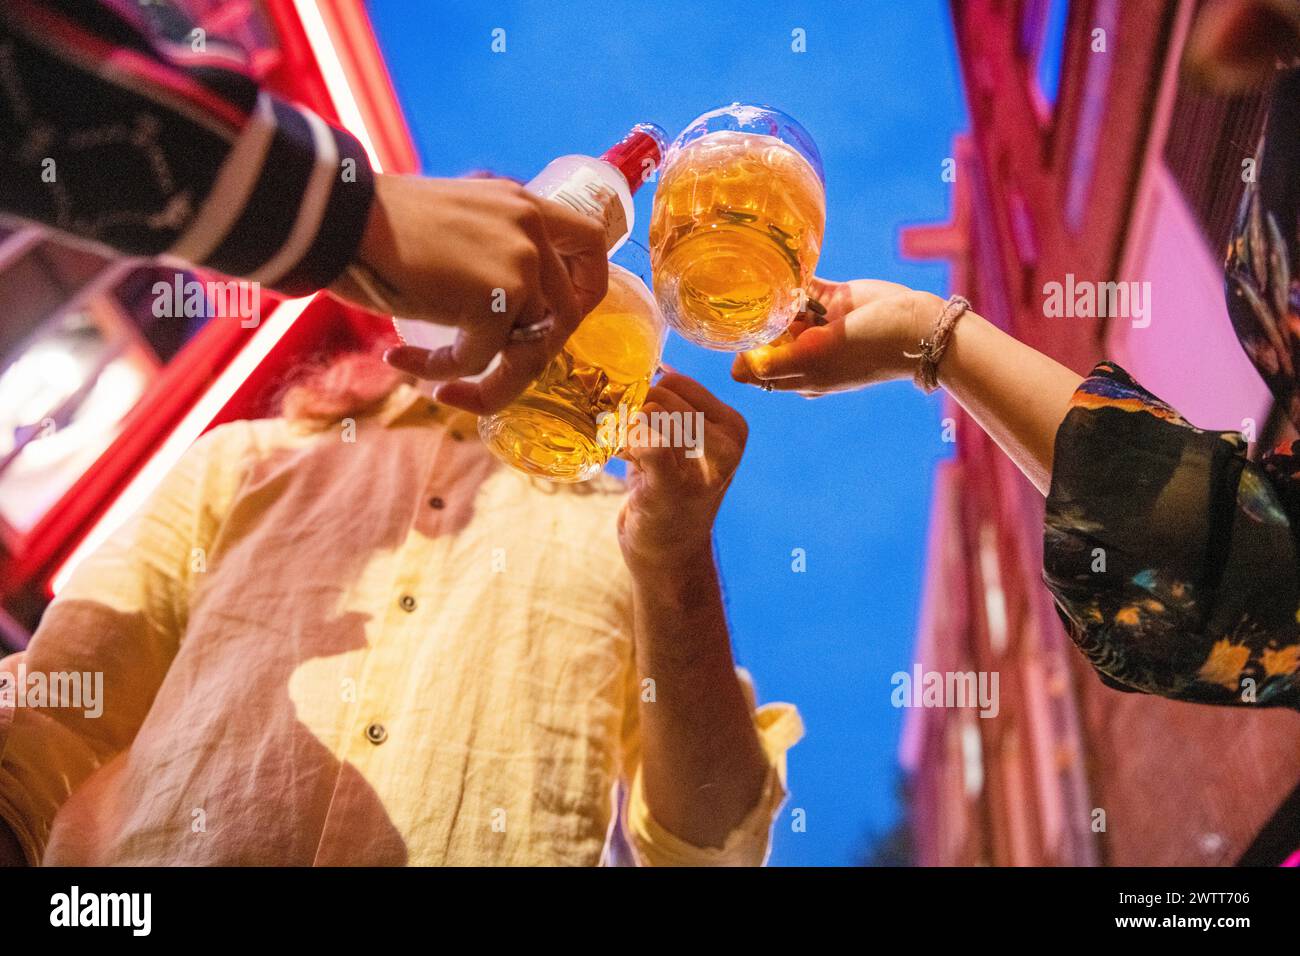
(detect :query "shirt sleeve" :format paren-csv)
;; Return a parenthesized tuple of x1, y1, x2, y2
(619, 667, 804, 867)
(0, 423, 244, 864)
(0, 0, 374, 296)
(1042, 361, 1300, 708)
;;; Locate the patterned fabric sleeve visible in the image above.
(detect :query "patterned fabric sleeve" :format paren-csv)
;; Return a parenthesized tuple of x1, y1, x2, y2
(0, 0, 375, 296)
(1043, 362, 1300, 709)
(1225, 68, 1300, 424)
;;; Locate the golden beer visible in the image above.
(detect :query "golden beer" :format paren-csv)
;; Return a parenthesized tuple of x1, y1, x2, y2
(650, 118, 826, 351)
(478, 262, 666, 482)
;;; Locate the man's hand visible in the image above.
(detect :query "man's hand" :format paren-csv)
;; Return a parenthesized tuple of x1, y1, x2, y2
(618, 372, 747, 576)
(617, 372, 770, 853)
(329, 174, 609, 414)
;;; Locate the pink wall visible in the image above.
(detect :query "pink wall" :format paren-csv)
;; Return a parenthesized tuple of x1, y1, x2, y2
(1107, 164, 1273, 434)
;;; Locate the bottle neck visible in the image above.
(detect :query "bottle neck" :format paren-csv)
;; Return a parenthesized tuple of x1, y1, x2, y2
(600, 123, 668, 196)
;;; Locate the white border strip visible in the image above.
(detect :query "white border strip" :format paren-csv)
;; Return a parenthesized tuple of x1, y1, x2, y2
(51, 295, 313, 593)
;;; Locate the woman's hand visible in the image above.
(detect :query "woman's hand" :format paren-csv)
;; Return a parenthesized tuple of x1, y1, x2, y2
(328, 174, 609, 414)
(730, 277, 943, 396)
(738, 277, 1081, 496)
(732, 275, 1083, 494)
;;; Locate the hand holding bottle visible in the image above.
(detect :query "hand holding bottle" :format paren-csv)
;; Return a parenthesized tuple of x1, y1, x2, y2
(366, 124, 666, 415)
(328, 173, 609, 412)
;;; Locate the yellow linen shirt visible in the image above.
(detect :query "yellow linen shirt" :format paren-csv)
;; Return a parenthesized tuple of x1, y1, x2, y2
(0, 384, 801, 865)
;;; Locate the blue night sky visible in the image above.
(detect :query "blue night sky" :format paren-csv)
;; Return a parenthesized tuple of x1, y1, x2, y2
(367, 0, 966, 865)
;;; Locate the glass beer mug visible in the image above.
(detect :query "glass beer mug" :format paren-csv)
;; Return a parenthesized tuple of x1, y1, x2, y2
(478, 242, 667, 482)
(649, 104, 826, 351)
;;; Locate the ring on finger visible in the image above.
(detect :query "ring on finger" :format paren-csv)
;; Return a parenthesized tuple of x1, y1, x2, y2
(509, 316, 554, 344)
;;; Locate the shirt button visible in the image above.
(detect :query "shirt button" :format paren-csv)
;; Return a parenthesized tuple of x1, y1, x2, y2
(428, 496, 445, 510)
(399, 594, 417, 612)
(365, 722, 388, 745)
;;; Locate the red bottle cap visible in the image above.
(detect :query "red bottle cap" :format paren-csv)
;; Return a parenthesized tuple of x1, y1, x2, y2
(600, 123, 668, 195)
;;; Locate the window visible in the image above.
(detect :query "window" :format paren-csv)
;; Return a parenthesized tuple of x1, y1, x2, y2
(0, 294, 155, 541)
(1035, 0, 1070, 110)
(1019, 0, 1071, 118)
(0, 232, 213, 549)
(1065, 0, 1120, 234)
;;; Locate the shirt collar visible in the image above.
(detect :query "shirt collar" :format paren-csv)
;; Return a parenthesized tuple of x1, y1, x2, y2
(379, 382, 480, 436)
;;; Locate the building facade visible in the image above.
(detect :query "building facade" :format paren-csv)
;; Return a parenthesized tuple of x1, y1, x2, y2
(901, 0, 1300, 865)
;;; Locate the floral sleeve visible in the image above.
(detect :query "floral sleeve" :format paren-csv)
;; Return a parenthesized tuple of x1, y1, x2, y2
(1043, 362, 1300, 708)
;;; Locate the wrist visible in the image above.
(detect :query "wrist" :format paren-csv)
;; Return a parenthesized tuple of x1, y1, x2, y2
(624, 540, 718, 600)
(353, 173, 391, 267)
(874, 291, 945, 380)
(628, 546, 731, 661)
(903, 291, 946, 349)
(902, 291, 979, 391)
(329, 175, 403, 311)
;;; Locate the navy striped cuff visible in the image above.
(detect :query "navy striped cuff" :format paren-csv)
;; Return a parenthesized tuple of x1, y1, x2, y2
(277, 122, 376, 296)
(200, 97, 375, 297)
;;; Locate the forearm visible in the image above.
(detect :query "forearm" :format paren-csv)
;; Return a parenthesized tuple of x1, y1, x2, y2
(629, 549, 769, 850)
(0, 2, 374, 296)
(925, 297, 1083, 495)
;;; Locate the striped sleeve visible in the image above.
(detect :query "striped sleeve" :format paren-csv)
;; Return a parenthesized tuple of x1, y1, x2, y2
(0, 0, 374, 296)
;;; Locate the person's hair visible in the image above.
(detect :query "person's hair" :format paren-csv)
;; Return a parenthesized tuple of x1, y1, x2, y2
(279, 347, 413, 424)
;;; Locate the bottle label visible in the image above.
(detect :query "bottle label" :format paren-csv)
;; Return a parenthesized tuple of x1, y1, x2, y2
(543, 166, 628, 252)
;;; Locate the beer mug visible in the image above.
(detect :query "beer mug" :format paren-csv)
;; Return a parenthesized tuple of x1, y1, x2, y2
(478, 242, 667, 482)
(649, 104, 826, 351)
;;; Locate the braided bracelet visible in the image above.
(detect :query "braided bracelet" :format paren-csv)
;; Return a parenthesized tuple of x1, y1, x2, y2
(903, 294, 971, 393)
